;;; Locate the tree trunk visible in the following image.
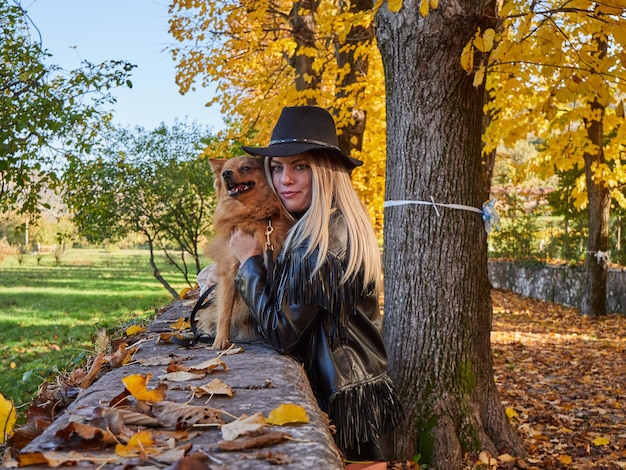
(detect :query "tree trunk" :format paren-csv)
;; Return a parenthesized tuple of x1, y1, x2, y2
(145, 232, 180, 300)
(289, 0, 321, 100)
(580, 31, 610, 318)
(334, 0, 374, 155)
(581, 97, 609, 317)
(376, 2, 525, 468)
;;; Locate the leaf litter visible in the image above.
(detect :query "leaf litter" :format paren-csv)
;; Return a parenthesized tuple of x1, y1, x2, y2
(4, 289, 625, 469)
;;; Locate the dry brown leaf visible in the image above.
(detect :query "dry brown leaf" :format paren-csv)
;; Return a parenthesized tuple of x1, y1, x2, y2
(190, 378, 233, 397)
(217, 431, 291, 451)
(53, 421, 118, 450)
(158, 371, 206, 382)
(17, 450, 118, 467)
(137, 355, 190, 367)
(151, 401, 223, 428)
(221, 412, 267, 441)
(189, 357, 228, 373)
(217, 345, 245, 355)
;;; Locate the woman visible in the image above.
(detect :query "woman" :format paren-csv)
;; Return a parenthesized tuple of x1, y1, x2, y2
(230, 106, 403, 464)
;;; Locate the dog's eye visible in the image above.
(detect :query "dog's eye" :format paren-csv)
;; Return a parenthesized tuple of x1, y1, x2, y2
(241, 166, 250, 172)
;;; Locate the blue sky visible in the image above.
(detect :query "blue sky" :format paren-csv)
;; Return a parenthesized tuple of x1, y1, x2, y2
(24, 0, 224, 131)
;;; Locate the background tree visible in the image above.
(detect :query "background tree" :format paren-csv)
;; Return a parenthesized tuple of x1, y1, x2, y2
(480, 0, 626, 316)
(0, 2, 134, 218)
(167, 0, 387, 232)
(376, 0, 525, 468)
(63, 122, 216, 297)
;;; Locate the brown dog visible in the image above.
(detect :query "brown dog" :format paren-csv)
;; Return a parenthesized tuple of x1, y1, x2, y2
(197, 155, 292, 349)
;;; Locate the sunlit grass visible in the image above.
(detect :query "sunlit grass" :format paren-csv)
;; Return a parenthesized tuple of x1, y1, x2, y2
(0, 248, 198, 411)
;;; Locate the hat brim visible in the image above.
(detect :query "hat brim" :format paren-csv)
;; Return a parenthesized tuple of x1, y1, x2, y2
(241, 142, 363, 170)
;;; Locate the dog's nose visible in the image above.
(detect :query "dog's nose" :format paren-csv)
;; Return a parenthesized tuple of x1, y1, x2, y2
(222, 170, 233, 180)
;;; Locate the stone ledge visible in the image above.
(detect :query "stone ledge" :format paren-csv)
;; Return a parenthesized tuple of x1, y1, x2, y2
(14, 299, 344, 469)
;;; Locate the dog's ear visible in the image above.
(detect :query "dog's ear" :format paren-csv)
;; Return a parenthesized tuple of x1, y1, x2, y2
(209, 158, 226, 192)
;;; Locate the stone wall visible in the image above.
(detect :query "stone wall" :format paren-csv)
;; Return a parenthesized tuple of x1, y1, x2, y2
(488, 261, 626, 315)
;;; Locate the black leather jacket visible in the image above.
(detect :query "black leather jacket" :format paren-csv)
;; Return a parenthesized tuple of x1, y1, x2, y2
(235, 212, 403, 452)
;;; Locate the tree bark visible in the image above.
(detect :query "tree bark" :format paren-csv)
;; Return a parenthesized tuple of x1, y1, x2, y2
(334, 0, 374, 155)
(580, 32, 610, 318)
(581, 96, 609, 317)
(145, 232, 180, 300)
(376, 1, 524, 468)
(289, 0, 321, 100)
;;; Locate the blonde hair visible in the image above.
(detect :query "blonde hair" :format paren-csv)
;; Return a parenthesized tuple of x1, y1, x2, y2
(265, 152, 381, 291)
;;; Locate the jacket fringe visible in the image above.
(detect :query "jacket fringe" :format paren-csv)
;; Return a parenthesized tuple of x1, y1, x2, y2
(273, 246, 366, 340)
(328, 372, 405, 452)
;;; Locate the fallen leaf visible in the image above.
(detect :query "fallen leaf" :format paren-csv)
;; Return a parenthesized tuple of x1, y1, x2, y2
(170, 318, 191, 330)
(122, 374, 168, 403)
(189, 357, 228, 373)
(217, 345, 245, 355)
(217, 431, 291, 451)
(559, 454, 573, 464)
(158, 371, 206, 382)
(0, 391, 16, 444)
(505, 407, 519, 420)
(190, 378, 233, 397)
(266, 403, 309, 425)
(137, 355, 190, 367)
(593, 436, 610, 446)
(16, 450, 117, 466)
(103, 343, 134, 368)
(54, 421, 118, 450)
(151, 401, 223, 428)
(115, 430, 157, 457)
(221, 413, 267, 441)
(94, 327, 109, 353)
(125, 325, 146, 336)
(498, 453, 516, 463)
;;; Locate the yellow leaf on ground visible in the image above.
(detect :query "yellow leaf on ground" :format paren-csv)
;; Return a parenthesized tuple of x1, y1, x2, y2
(0, 392, 16, 444)
(122, 374, 168, 403)
(505, 407, 519, 420)
(115, 430, 156, 457)
(179, 286, 193, 298)
(170, 318, 191, 330)
(559, 455, 573, 465)
(266, 403, 309, 425)
(593, 436, 610, 446)
(126, 325, 146, 336)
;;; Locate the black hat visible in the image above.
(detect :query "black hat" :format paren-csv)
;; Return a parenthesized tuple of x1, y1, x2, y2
(241, 106, 363, 170)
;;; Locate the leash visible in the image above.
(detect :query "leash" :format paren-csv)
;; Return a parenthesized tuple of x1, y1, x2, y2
(170, 284, 216, 347)
(173, 220, 276, 348)
(265, 219, 275, 284)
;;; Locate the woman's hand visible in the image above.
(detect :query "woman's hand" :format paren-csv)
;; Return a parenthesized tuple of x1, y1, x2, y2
(230, 228, 263, 264)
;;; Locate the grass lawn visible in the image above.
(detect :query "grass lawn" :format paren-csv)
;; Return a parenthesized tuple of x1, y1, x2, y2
(0, 248, 194, 411)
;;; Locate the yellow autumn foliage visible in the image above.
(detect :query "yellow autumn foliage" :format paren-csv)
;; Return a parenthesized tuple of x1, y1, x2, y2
(483, 0, 626, 210)
(168, 0, 626, 231)
(168, 0, 387, 234)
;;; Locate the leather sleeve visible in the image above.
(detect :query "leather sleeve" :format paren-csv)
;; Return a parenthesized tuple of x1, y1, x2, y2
(235, 255, 322, 356)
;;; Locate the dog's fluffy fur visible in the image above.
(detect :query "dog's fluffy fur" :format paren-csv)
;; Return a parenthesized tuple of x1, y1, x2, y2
(197, 156, 292, 349)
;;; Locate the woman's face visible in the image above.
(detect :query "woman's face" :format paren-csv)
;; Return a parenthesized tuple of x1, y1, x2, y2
(269, 154, 313, 214)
